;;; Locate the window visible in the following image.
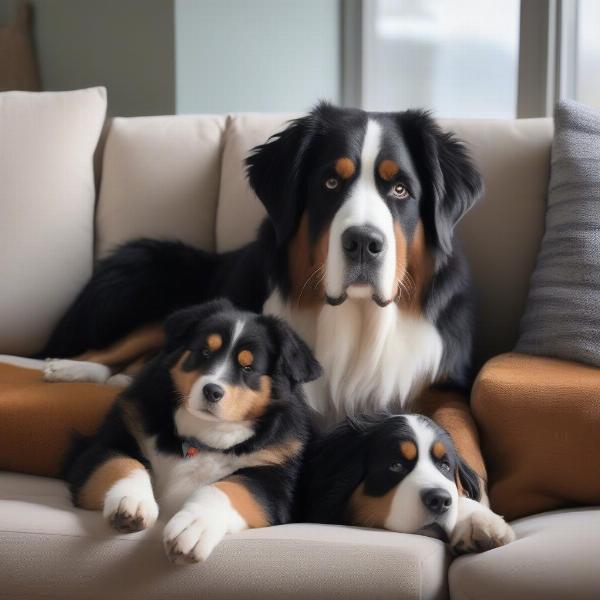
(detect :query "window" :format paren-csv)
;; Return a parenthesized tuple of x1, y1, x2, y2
(572, 0, 600, 108)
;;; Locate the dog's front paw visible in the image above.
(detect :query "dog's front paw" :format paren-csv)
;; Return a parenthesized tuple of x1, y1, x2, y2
(103, 494, 159, 533)
(451, 497, 516, 554)
(44, 359, 111, 383)
(163, 509, 227, 564)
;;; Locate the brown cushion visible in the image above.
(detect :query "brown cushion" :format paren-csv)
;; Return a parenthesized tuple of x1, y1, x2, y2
(472, 352, 600, 520)
(0, 364, 117, 477)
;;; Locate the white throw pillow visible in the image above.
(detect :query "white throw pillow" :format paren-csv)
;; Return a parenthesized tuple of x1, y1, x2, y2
(0, 87, 107, 355)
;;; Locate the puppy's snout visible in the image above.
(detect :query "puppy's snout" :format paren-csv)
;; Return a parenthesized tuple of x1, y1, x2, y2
(342, 225, 385, 266)
(202, 383, 224, 403)
(421, 488, 452, 515)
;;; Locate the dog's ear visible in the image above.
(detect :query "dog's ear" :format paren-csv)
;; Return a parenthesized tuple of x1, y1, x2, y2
(399, 110, 483, 262)
(300, 419, 370, 524)
(455, 457, 482, 502)
(245, 112, 317, 245)
(258, 315, 321, 385)
(164, 298, 234, 352)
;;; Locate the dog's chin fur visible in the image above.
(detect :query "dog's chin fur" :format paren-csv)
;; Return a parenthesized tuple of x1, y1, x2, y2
(174, 406, 255, 450)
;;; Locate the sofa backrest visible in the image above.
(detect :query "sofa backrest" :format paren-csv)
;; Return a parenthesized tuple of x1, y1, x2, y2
(94, 113, 553, 369)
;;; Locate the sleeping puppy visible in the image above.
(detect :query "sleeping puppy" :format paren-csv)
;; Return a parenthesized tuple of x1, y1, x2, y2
(64, 298, 320, 563)
(301, 414, 485, 550)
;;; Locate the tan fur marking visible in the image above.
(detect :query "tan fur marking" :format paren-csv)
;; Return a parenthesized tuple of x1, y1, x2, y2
(76, 324, 165, 367)
(207, 333, 222, 352)
(251, 438, 303, 466)
(218, 376, 272, 421)
(349, 482, 396, 528)
(287, 213, 329, 307)
(378, 159, 400, 181)
(78, 457, 145, 510)
(170, 351, 201, 401)
(433, 441, 446, 460)
(335, 157, 356, 180)
(400, 440, 417, 461)
(238, 350, 254, 368)
(215, 479, 269, 528)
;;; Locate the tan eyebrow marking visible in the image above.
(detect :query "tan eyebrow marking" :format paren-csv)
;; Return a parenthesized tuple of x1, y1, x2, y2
(238, 349, 254, 367)
(335, 157, 356, 180)
(378, 159, 400, 181)
(207, 333, 222, 351)
(432, 441, 446, 460)
(400, 440, 417, 461)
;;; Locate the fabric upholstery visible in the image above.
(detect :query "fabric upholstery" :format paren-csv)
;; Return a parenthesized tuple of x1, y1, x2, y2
(517, 100, 600, 367)
(472, 352, 600, 520)
(0, 87, 106, 355)
(450, 507, 600, 600)
(0, 471, 450, 600)
(0, 363, 118, 477)
(96, 114, 227, 258)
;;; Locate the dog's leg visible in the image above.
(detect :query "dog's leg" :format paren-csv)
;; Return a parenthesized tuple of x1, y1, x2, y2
(75, 454, 158, 533)
(43, 325, 164, 384)
(163, 474, 274, 564)
(416, 387, 516, 553)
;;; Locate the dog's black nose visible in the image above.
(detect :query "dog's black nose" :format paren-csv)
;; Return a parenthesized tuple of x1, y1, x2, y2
(342, 225, 385, 265)
(203, 383, 224, 403)
(421, 488, 452, 515)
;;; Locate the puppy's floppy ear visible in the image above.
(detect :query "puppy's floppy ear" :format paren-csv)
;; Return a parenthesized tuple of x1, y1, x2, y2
(399, 110, 483, 262)
(164, 298, 234, 352)
(245, 111, 317, 245)
(455, 457, 482, 502)
(258, 315, 321, 385)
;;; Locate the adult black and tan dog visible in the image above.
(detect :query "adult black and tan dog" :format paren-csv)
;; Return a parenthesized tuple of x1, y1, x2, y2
(43, 102, 514, 552)
(65, 300, 318, 563)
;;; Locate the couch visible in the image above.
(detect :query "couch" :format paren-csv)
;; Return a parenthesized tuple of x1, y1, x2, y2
(1, 110, 599, 600)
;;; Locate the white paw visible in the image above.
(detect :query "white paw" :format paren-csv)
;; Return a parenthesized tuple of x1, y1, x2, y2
(103, 494, 159, 533)
(106, 373, 133, 387)
(451, 498, 516, 554)
(163, 509, 227, 564)
(44, 359, 111, 383)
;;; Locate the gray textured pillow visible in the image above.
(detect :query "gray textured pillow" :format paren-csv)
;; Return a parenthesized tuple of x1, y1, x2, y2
(517, 100, 600, 366)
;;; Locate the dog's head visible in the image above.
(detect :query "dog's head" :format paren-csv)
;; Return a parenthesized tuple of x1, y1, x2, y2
(164, 299, 321, 448)
(247, 103, 482, 308)
(303, 414, 480, 539)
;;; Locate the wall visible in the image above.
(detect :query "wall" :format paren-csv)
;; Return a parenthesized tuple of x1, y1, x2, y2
(175, 0, 341, 114)
(0, 0, 175, 116)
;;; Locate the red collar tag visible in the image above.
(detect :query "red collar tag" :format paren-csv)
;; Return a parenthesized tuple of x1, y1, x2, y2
(182, 441, 200, 458)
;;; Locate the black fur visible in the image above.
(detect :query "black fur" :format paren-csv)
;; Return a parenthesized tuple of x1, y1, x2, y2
(43, 103, 481, 393)
(64, 302, 315, 526)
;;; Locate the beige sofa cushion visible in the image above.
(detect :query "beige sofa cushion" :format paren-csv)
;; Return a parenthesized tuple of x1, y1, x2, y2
(96, 115, 227, 258)
(472, 352, 600, 521)
(450, 507, 600, 600)
(0, 87, 106, 355)
(0, 472, 450, 600)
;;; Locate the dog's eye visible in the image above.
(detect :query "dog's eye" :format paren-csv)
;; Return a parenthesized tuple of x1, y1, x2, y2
(201, 348, 211, 359)
(324, 177, 339, 190)
(389, 462, 405, 473)
(392, 183, 409, 199)
(438, 460, 451, 472)
(242, 365, 253, 373)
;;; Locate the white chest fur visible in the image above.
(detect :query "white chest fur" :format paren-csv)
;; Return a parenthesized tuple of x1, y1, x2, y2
(142, 437, 259, 517)
(264, 291, 443, 424)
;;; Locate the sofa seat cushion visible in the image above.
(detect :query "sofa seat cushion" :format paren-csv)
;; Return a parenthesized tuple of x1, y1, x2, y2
(0, 471, 450, 600)
(449, 507, 600, 600)
(472, 352, 600, 520)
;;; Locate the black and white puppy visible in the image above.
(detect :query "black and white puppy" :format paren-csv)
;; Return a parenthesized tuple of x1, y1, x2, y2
(301, 414, 482, 547)
(64, 299, 320, 563)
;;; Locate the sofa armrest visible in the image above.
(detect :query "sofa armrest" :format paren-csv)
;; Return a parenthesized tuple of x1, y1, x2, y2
(472, 352, 600, 520)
